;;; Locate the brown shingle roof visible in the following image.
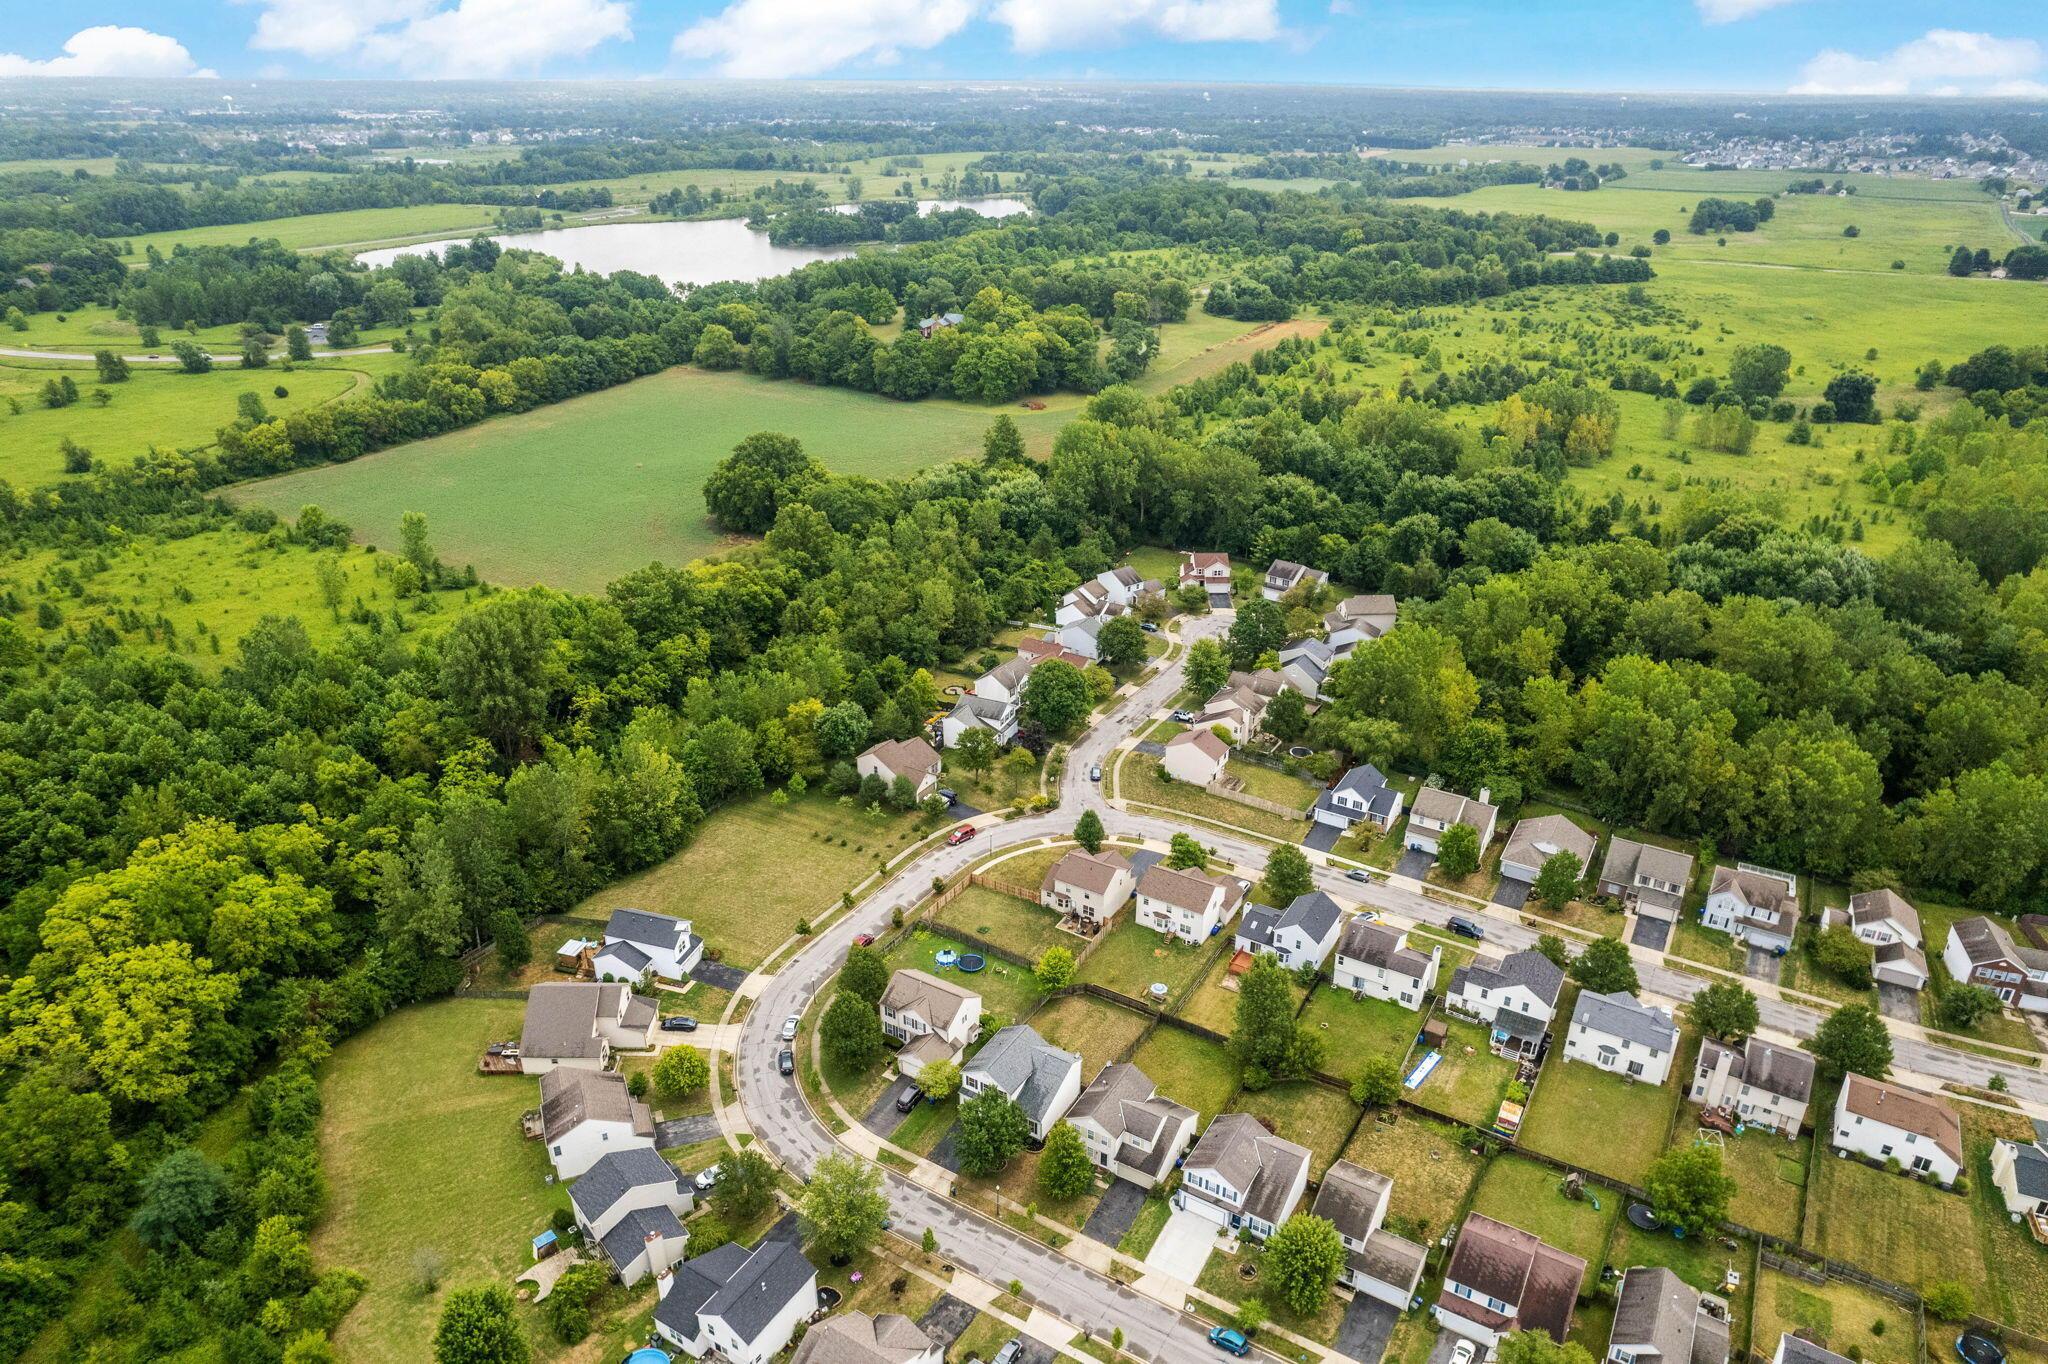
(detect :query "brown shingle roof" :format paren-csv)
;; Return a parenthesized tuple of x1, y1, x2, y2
(1502, 815, 1596, 870)
(1840, 1074, 1962, 1166)
(881, 969, 978, 1032)
(1138, 864, 1235, 914)
(861, 737, 940, 783)
(539, 1068, 653, 1143)
(1441, 1213, 1587, 1343)
(1042, 849, 1131, 898)
(1847, 888, 1921, 941)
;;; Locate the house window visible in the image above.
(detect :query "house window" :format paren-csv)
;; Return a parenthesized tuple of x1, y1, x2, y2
(1912, 1155, 1932, 1173)
(1627, 1060, 1645, 1077)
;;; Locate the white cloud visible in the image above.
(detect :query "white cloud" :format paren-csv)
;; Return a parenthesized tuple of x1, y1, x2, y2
(0, 26, 216, 78)
(1790, 29, 2043, 96)
(248, 0, 632, 77)
(992, 0, 1283, 53)
(674, 0, 975, 76)
(1694, 0, 1801, 23)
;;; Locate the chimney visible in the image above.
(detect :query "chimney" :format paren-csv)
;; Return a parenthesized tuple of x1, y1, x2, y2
(1705, 1042, 1737, 1109)
(655, 1267, 674, 1299)
(1478, 787, 1491, 807)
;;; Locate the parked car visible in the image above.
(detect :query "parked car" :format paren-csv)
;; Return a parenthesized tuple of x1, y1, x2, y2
(852, 933, 875, 947)
(1088, 764, 1102, 782)
(992, 1342, 1023, 1364)
(1171, 709, 1195, 723)
(1447, 916, 1485, 940)
(780, 1014, 799, 1040)
(939, 788, 959, 805)
(693, 1163, 723, 1192)
(1208, 1327, 1251, 1357)
(1141, 621, 1159, 633)
(895, 1083, 925, 1113)
(660, 1015, 698, 1032)
(1345, 869, 1371, 883)
(778, 1048, 795, 1076)
(1451, 1342, 1477, 1364)
(947, 825, 977, 846)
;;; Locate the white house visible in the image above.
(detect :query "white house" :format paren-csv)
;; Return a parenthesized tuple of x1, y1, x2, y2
(1823, 889, 1927, 990)
(1312, 764, 1404, 833)
(1831, 1074, 1962, 1185)
(1446, 950, 1566, 1058)
(1055, 615, 1114, 662)
(1162, 727, 1230, 785)
(857, 737, 943, 802)
(1606, 1267, 1731, 1364)
(1563, 991, 1677, 1086)
(1276, 637, 1335, 699)
(1434, 1213, 1587, 1348)
(791, 1312, 940, 1364)
(1598, 838, 1695, 923)
(1236, 890, 1345, 972)
(1179, 551, 1232, 592)
(1689, 1036, 1816, 1135)
(570, 1148, 693, 1286)
(940, 655, 1038, 749)
(1699, 864, 1799, 955)
(1065, 1063, 1198, 1189)
(654, 1237, 818, 1364)
(1134, 863, 1247, 944)
(1332, 917, 1440, 1009)
(1990, 1122, 2048, 1225)
(540, 1068, 656, 1178)
(1175, 1112, 1311, 1240)
(879, 969, 982, 1078)
(1262, 559, 1329, 601)
(1310, 1160, 1428, 1308)
(1039, 847, 1145, 927)
(597, 908, 703, 984)
(1195, 683, 1268, 744)
(520, 982, 658, 1074)
(1943, 915, 2048, 1013)
(1499, 815, 1597, 885)
(1056, 567, 1154, 627)
(1404, 786, 1499, 855)
(1324, 595, 1398, 656)
(961, 1025, 1082, 1141)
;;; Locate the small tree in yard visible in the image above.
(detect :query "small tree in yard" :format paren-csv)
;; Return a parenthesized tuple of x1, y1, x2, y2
(800, 1153, 889, 1263)
(433, 1285, 529, 1364)
(1497, 1333, 1598, 1364)
(1166, 832, 1208, 870)
(1923, 1282, 1973, 1321)
(1350, 1056, 1402, 1109)
(1532, 850, 1583, 912)
(918, 1057, 961, 1101)
(1807, 1003, 1891, 1080)
(542, 1262, 610, 1343)
(652, 1046, 709, 1102)
(1686, 980, 1760, 1043)
(955, 1090, 1030, 1176)
(821, 990, 884, 1069)
(1259, 844, 1314, 907)
(1234, 952, 1322, 1086)
(715, 1147, 776, 1220)
(1037, 1121, 1094, 1201)
(1812, 925, 1875, 989)
(1568, 935, 1639, 995)
(841, 944, 890, 1004)
(954, 726, 998, 780)
(1074, 809, 1105, 853)
(1533, 934, 1571, 969)
(1436, 822, 1480, 879)
(1935, 983, 1999, 1032)
(1263, 1214, 1345, 1316)
(1034, 944, 1077, 990)
(1644, 1144, 1735, 1234)
(1232, 1299, 1269, 1335)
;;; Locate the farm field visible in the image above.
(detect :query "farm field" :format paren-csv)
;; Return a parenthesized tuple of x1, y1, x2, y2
(112, 203, 532, 256)
(0, 303, 419, 357)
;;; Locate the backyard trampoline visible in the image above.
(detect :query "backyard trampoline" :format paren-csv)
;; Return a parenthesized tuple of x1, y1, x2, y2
(1626, 1203, 1662, 1231)
(956, 953, 987, 973)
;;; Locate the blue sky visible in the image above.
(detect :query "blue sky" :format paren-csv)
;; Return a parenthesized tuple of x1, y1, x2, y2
(1, 2, 2044, 96)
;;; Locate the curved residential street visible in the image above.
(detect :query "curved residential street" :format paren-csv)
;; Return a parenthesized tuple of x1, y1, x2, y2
(730, 606, 2048, 1364)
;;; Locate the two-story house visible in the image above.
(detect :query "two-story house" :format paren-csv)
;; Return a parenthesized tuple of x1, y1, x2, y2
(879, 969, 982, 1079)
(1446, 949, 1566, 1059)
(1943, 915, 2048, 1013)
(1056, 567, 1155, 627)
(540, 1067, 656, 1178)
(1323, 594, 1398, 657)
(1822, 889, 1928, 991)
(1564, 991, 1678, 1085)
(960, 1025, 1082, 1141)
(1689, 1036, 1815, 1135)
(1699, 865, 1799, 955)
(1332, 917, 1441, 1009)
(1310, 1159, 1428, 1308)
(654, 1237, 818, 1364)
(1598, 838, 1695, 923)
(1605, 1266, 1731, 1364)
(520, 981, 658, 1074)
(1055, 614, 1117, 662)
(570, 1147, 693, 1286)
(1040, 847, 1154, 927)
(1262, 559, 1329, 601)
(856, 737, 944, 803)
(1195, 682, 1269, 744)
(595, 908, 704, 985)
(790, 1311, 940, 1364)
(1830, 1074, 1962, 1185)
(1175, 1112, 1311, 1240)
(1499, 815, 1597, 886)
(1235, 890, 1345, 972)
(1276, 637, 1335, 699)
(1065, 1063, 1198, 1189)
(1311, 764, 1405, 834)
(1989, 1120, 2048, 1229)
(940, 655, 1039, 749)
(1162, 727, 1231, 785)
(1434, 1212, 1587, 1348)
(1179, 551, 1233, 596)
(1135, 863, 1248, 944)
(1404, 785, 1499, 856)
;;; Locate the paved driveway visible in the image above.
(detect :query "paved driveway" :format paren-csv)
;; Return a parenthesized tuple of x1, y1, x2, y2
(1630, 916, 1672, 951)
(1143, 1206, 1221, 1283)
(1081, 1178, 1149, 1246)
(1335, 1294, 1401, 1364)
(1492, 878, 1532, 911)
(1133, 739, 1166, 757)
(1745, 944, 1783, 983)
(1302, 821, 1342, 853)
(653, 1113, 720, 1149)
(1877, 981, 1921, 1022)
(861, 1078, 919, 1139)
(1394, 849, 1435, 881)
(929, 1128, 963, 1173)
(692, 959, 749, 991)
(917, 1294, 979, 1353)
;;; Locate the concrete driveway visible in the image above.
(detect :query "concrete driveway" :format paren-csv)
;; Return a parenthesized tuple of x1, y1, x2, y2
(1143, 1206, 1221, 1283)
(1081, 1178, 1149, 1246)
(1877, 981, 1921, 1023)
(1745, 944, 1783, 983)
(1630, 916, 1671, 951)
(1335, 1294, 1401, 1364)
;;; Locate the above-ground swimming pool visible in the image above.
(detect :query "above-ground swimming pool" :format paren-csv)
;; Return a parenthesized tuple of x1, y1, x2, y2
(934, 949, 959, 967)
(625, 1349, 673, 1364)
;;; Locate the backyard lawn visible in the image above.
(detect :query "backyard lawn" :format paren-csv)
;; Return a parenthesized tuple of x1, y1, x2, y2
(1964, 1111, 2048, 1337)
(1176, 947, 1304, 1035)
(1411, 1016, 1520, 1127)
(1806, 1137, 1989, 1295)
(1339, 1113, 1486, 1242)
(1076, 918, 1219, 1004)
(1118, 759, 1311, 841)
(1221, 757, 1320, 812)
(1518, 1046, 1684, 1188)
(937, 885, 1069, 962)
(883, 927, 1046, 1025)
(975, 842, 1075, 897)
(1297, 987, 1427, 1084)
(1467, 1154, 1618, 1269)
(1028, 994, 1152, 1079)
(1129, 1027, 1243, 1121)
(1752, 1264, 1918, 1364)
(1675, 1124, 1809, 1243)
(1668, 918, 1744, 974)
(1226, 1081, 1361, 1182)
(1607, 1221, 1755, 1357)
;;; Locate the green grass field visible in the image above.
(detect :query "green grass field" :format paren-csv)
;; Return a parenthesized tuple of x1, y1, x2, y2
(1752, 1263, 1919, 1364)
(112, 203, 529, 257)
(1225, 1081, 1360, 1181)
(1411, 1015, 1520, 1126)
(1076, 918, 1219, 1003)
(1339, 1112, 1485, 1241)
(1027, 993, 1151, 1079)
(1128, 1027, 1241, 1121)
(1296, 987, 1425, 1083)
(885, 927, 1046, 1023)
(1468, 1153, 1618, 1268)
(1518, 1042, 1683, 1188)
(936, 886, 1068, 962)
(1679, 1124, 1809, 1243)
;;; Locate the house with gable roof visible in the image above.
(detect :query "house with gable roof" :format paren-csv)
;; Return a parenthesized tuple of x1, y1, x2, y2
(1599, 838, 1695, 923)
(540, 1067, 656, 1177)
(1700, 864, 1799, 955)
(1434, 1212, 1588, 1347)
(1831, 1074, 1962, 1185)
(879, 969, 982, 1078)
(1689, 1036, 1815, 1135)
(1311, 1159, 1428, 1308)
(596, 908, 703, 984)
(1821, 888, 1928, 990)
(856, 737, 943, 803)
(1324, 594, 1398, 656)
(1039, 847, 1154, 927)
(1333, 917, 1440, 1009)
(1312, 763, 1405, 833)
(1134, 862, 1247, 943)
(1500, 815, 1598, 885)
(1989, 1119, 2048, 1227)
(1942, 914, 2048, 1013)
(1162, 727, 1230, 785)
(1175, 1111, 1311, 1239)
(960, 1024, 1082, 1141)
(1262, 559, 1329, 601)
(1066, 1063, 1198, 1189)
(1234, 890, 1345, 972)
(569, 1147, 692, 1286)
(1605, 1265, 1731, 1364)
(1405, 785, 1499, 855)
(1564, 991, 1678, 1085)
(654, 1237, 818, 1364)
(939, 654, 1040, 749)
(520, 981, 658, 1073)
(1179, 551, 1232, 592)
(1276, 637, 1335, 699)
(1445, 949, 1566, 1058)
(790, 1311, 940, 1364)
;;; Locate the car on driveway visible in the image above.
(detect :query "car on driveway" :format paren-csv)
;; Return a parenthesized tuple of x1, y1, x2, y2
(939, 788, 959, 805)
(778, 1048, 795, 1076)
(947, 825, 976, 846)
(1451, 1341, 1477, 1364)
(1448, 916, 1485, 940)
(1171, 709, 1195, 723)
(780, 1014, 800, 1040)
(1209, 1327, 1251, 1357)
(992, 1342, 1023, 1364)
(895, 1083, 926, 1113)
(693, 1163, 723, 1192)
(660, 1015, 698, 1032)
(1141, 621, 1159, 633)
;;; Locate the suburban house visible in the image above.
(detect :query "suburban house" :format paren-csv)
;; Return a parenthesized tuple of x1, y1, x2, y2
(879, 969, 982, 1078)
(1054, 615, 1112, 662)
(540, 1067, 656, 1178)
(916, 311, 964, 338)
(1564, 991, 1678, 1085)
(1310, 1160, 1428, 1308)
(1175, 1111, 1312, 1240)
(1405, 785, 1499, 856)
(520, 981, 657, 1073)
(1277, 636, 1335, 699)
(940, 654, 1037, 749)
(1606, 1265, 1731, 1364)
(1195, 682, 1268, 743)
(1162, 727, 1231, 785)
(1056, 566, 1155, 627)
(596, 908, 703, 984)
(1689, 1036, 1816, 1135)
(1135, 863, 1248, 943)
(1699, 865, 1800, 955)
(791, 1312, 940, 1364)
(1446, 950, 1566, 1058)
(1831, 1074, 1963, 1185)
(1598, 838, 1695, 922)
(1434, 1212, 1588, 1347)
(1773, 1336, 1856, 1364)
(1262, 559, 1329, 601)
(1013, 636, 1092, 670)
(1065, 1062, 1198, 1189)
(1989, 1120, 2048, 1229)
(857, 736, 943, 803)
(570, 1148, 693, 1287)
(1324, 594, 1398, 656)
(1179, 551, 1233, 592)
(1333, 917, 1441, 1009)
(1822, 889, 1928, 990)
(1942, 915, 2048, 1013)
(1311, 763, 1405, 833)
(1040, 847, 1150, 927)
(653, 1237, 818, 1364)
(1235, 890, 1346, 972)
(960, 1024, 1083, 1141)
(1499, 815, 1597, 885)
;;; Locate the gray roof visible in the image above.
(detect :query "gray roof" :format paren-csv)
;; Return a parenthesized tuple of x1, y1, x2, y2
(791, 1311, 936, 1364)
(1411, 785, 1498, 832)
(1184, 1113, 1310, 1223)
(1336, 918, 1434, 980)
(881, 969, 978, 1032)
(600, 1204, 685, 1272)
(656, 1241, 749, 1341)
(1323, 764, 1402, 822)
(1502, 815, 1596, 870)
(1241, 891, 1344, 952)
(965, 1025, 1079, 1125)
(1572, 990, 1677, 1053)
(1777, 1336, 1857, 1364)
(1611, 1266, 1729, 1364)
(1952, 915, 2048, 972)
(599, 940, 653, 975)
(2006, 1139, 2048, 1199)
(1451, 949, 1565, 1008)
(657, 1237, 817, 1345)
(539, 1068, 653, 1144)
(1697, 1037, 1815, 1105)
(950, 692, 1009, 725)
(1310, 1159, 1391, 1241)
(571, 1147, 683, 1225)
(1281, 636, 1335, 668)
(1353, 1229, 1428, 1297)
(607, 908, 692, 953)
(522, 981, 626, 1060)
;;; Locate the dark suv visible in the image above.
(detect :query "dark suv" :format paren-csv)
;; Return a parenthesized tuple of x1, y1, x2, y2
(895, 1083, 925, 1113)
(1447, 916, 1485, 940)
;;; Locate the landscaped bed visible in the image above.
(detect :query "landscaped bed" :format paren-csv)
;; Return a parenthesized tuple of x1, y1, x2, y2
(937, 885, 1069, 962)
(1028, 993, 1152, 1078)
(1339, 1112, 1486, 1241)
(1226, 1081, 1361, 1182)
(1129, 1027, 1243, 1121)
(1076, 918, 1219, 1004)
(1517, 1042, 1684, 1188)
(1297, 987, 1426, 1084)
(1467, 1153, 1618, 1268)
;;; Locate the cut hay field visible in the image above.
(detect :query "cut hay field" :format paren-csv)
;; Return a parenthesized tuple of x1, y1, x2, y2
(112, 203, 532, 257)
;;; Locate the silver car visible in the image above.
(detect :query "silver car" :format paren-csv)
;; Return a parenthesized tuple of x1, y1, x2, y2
(780, 1014, 800, 1041)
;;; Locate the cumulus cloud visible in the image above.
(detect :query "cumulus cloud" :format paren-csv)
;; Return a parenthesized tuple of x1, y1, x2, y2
(248, 0, 632, 77)
(674, 0, 976, 77)
(0, 26, 216, 78)
(1694, 0, 1801, 23)
(992, 0, 1283, 53)
(1790, 29, 2044, 96)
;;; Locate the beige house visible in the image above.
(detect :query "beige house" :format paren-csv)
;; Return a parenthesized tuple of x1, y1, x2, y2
(1135, 863, 1247, 943)
(1599, 838, 1695, 922)
(1176, 1112, 1311, 1239)
(1162, 728, 1230, 785)
(1195, 683, 1268, 742)
(790, 1312, 940, 1364)
(879, 969, 982, 1078)
(1499, 814, 1597, 885)
(1690, 1036, 1815, 1134)
(1405, 785, 1499, 855)
(857, 737, 943, 802)
(1039, 847, 1139, 926)
(541, 1068, 656, 1178)
(519, 981, 658, 1074)
(1989, 1124, 2048, 1226)
(1179, 551, 1232, 590)
(1066, 1063, 1198, 1189)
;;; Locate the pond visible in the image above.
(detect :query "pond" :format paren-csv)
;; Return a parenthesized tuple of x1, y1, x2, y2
(354, 198, 1032, 290)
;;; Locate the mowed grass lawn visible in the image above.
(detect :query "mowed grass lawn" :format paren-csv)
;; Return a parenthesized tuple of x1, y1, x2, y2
(1227, 1081, 1360, 1181)
(315, 997, 570, 1364)
(1340, 1113, 1485, 1240)
(1606, 1220, 1756, 1354)
(1297, 987, 1426, 1084)
(1412, 1016, 1520, 1127)
(118, 203, 516, 256)
(884, 927, 1046, 1023)
(1806, 1136, 1988, 1297)
(1117, 759, 1311, 841)
(575, 791, 917, 969)
(1129, 1027, 1242, 1121)
(1176, 947, 1305, 1035)
(1752, 1263, 1919, 1364)
(1027, 994, 1151, 1079)
(1077, 918, 1218, 1003)
(1468, 1154, 1618, 1269)
(1680, 1124, 1809, 1244)
(1519, 1047, 1683, 1188)
(936, 886, 1068, 962)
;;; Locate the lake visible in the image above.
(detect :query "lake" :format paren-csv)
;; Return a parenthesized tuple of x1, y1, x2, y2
(354, 197, 1032, 289)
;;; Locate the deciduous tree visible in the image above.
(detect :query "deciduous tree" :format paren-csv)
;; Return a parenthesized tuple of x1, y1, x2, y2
(1645, 1144, 1734, 1234)
(1532, 850, 1583, 912)
(1037, 1121, 1094, 1201)
(800, 1154, 889, 1262)
(1568, 935, 1639, 996)
(1808, 1003, 1891, 1081)
(433, 1285, 529, 1364)
(821, 990, 884, 1070)
(1686, 981, 1760, 1043)
(955, 1090, 1029, 1176)
(1263, 1214, 1345, 1315)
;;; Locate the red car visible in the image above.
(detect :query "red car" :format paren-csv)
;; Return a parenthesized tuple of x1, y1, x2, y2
(947, 825, 976, 846)
(852, 933, 875, 947)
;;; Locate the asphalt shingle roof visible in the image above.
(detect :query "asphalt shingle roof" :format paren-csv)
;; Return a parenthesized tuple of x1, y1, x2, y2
(600, 1205, 685, 1273)
(965, 1025, 1079, 1127)
(1450, 949, 1565, 1009)
(571, 1147, 683, 1225)
(606, 908, 692, 953)
(1572, 990, 1677, 1053)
